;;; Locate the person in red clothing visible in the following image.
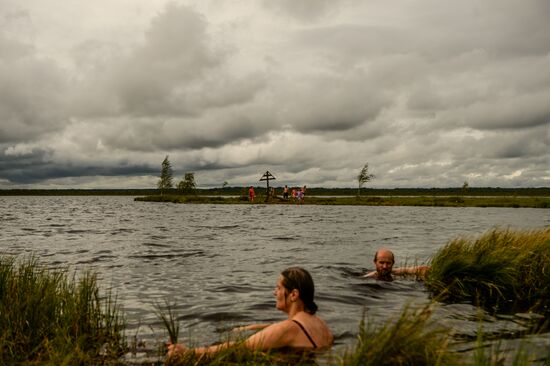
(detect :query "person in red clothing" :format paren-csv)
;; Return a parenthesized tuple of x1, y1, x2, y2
(248, 186, 255, 202)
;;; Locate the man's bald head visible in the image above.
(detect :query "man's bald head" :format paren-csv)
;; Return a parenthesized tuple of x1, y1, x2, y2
(373, 248, 395, 263)
(373, 248, 395, 281)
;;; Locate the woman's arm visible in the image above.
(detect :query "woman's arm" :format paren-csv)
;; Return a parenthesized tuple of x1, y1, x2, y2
(232, 323, 271, 332)
(167, 321, 293, 357)
(167, 340, 235, 357)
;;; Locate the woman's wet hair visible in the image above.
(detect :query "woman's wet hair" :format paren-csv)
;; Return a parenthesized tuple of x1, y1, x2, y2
(281, 267, 318, 314)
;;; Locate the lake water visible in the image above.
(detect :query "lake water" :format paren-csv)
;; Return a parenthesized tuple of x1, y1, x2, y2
(1, 196, 549, 362)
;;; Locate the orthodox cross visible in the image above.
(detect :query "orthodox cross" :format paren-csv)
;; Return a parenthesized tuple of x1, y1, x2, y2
(259, 171, 276, 201)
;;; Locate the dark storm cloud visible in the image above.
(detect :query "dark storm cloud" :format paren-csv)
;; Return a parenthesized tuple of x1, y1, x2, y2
(0, 150, 156, 184)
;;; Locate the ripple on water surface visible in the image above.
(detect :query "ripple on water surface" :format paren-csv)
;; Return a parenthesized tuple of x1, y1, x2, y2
(1, 196, 549, 360)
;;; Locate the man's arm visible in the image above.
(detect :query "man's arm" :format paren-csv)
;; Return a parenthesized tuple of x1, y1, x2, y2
(362, 271, 376, 278)
(392, 265, 430, 277)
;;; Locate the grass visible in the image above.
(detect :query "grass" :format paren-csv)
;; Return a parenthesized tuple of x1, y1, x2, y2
(134, 194, 550, 208)
(339, 305, 458, 366)
(158, 302, 549, 366)
(164, 342, 322, 366)
(0, 255, 126, 365)
(425, 228, 550, 321)
(154, 300, 180, 344)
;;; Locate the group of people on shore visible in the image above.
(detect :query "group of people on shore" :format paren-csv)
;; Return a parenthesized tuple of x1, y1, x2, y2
(283, 185, 307, 203)
(166, 249, 429, 359)
(248, 185, 308, 203)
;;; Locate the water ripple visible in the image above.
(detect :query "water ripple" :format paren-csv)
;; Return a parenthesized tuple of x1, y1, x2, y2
(1, 196, 549, 356)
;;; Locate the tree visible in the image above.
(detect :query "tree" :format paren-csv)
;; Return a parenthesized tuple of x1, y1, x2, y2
(177, 172, 196, 194)
(357, 163, 375, 196)
(462, 181, 469, 195)
(222, 181, 228, 188)
(157, 155, 173, 195)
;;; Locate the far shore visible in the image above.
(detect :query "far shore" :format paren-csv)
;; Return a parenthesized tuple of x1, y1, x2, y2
(134, 193, 550, 208)
(2, 187, 549, 207)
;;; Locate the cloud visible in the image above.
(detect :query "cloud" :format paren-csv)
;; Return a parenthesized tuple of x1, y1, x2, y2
(1, 0, 549, 188)
(0, 34, 70, 143)
(261, 0, 337, 21)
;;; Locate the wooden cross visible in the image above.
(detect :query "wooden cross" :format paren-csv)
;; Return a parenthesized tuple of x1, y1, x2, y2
(259, 171, 276, 202)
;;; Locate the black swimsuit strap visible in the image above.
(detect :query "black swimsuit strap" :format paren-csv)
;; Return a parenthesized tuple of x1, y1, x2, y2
(292, 319, 317, 348)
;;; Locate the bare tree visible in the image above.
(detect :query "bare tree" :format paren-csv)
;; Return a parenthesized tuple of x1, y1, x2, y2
(357, 163, 375, 196)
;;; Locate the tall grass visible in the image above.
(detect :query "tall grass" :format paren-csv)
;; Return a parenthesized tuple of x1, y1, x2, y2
(0, 255, 126, 365)
(339, 305, 458, 366)
(158, 302, 549, 366)
(425, 228, 550, 321)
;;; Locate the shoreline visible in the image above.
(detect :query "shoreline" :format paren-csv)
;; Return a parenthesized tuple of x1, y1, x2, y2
(134, 194, 550, 208)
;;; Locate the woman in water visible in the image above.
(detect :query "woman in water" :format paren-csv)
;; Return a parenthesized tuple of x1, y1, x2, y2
(167, 267, 333, 357)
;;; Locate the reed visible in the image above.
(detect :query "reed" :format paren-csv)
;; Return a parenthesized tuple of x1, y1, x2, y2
(425, 228, 550, 320)
(157, 302, 550, 366)
(165, 343, 321, 366)
(0, 255, 126, 364)
(339, 305, 458, 366)
(154, 300, 180, 344)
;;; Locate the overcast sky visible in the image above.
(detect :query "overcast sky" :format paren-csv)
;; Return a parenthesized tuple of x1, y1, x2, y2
(1, 1, 549, 189)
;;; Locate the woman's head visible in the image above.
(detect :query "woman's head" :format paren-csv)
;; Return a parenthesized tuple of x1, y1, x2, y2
(280, 267, 318, 314)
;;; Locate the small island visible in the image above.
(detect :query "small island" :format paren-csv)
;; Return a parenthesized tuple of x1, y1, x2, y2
(134, 187, 550, 208)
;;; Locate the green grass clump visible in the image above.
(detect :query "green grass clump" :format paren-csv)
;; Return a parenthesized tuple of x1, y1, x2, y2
(339, 305, 458, 366)
(425, 228, 550, 319)
(0, 255, 126, 365)
(165, 343, 320, 366)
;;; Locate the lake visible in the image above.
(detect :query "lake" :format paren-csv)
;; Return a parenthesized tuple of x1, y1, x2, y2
(1, 196, 549, 362)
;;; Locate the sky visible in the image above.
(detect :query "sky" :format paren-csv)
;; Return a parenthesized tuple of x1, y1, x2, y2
(1, 0, 549, 189)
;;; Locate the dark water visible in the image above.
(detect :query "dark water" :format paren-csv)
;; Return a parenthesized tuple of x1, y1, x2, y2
(1, 196, 549, 362)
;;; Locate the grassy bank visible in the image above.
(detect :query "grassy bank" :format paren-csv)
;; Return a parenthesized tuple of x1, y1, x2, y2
(134, 194, 550, 208)
(0, 255, 126, 365)
(425, 228, 550, 322)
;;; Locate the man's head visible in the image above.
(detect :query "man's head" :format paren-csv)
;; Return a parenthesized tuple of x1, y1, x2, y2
(373, 248, 395, 280)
